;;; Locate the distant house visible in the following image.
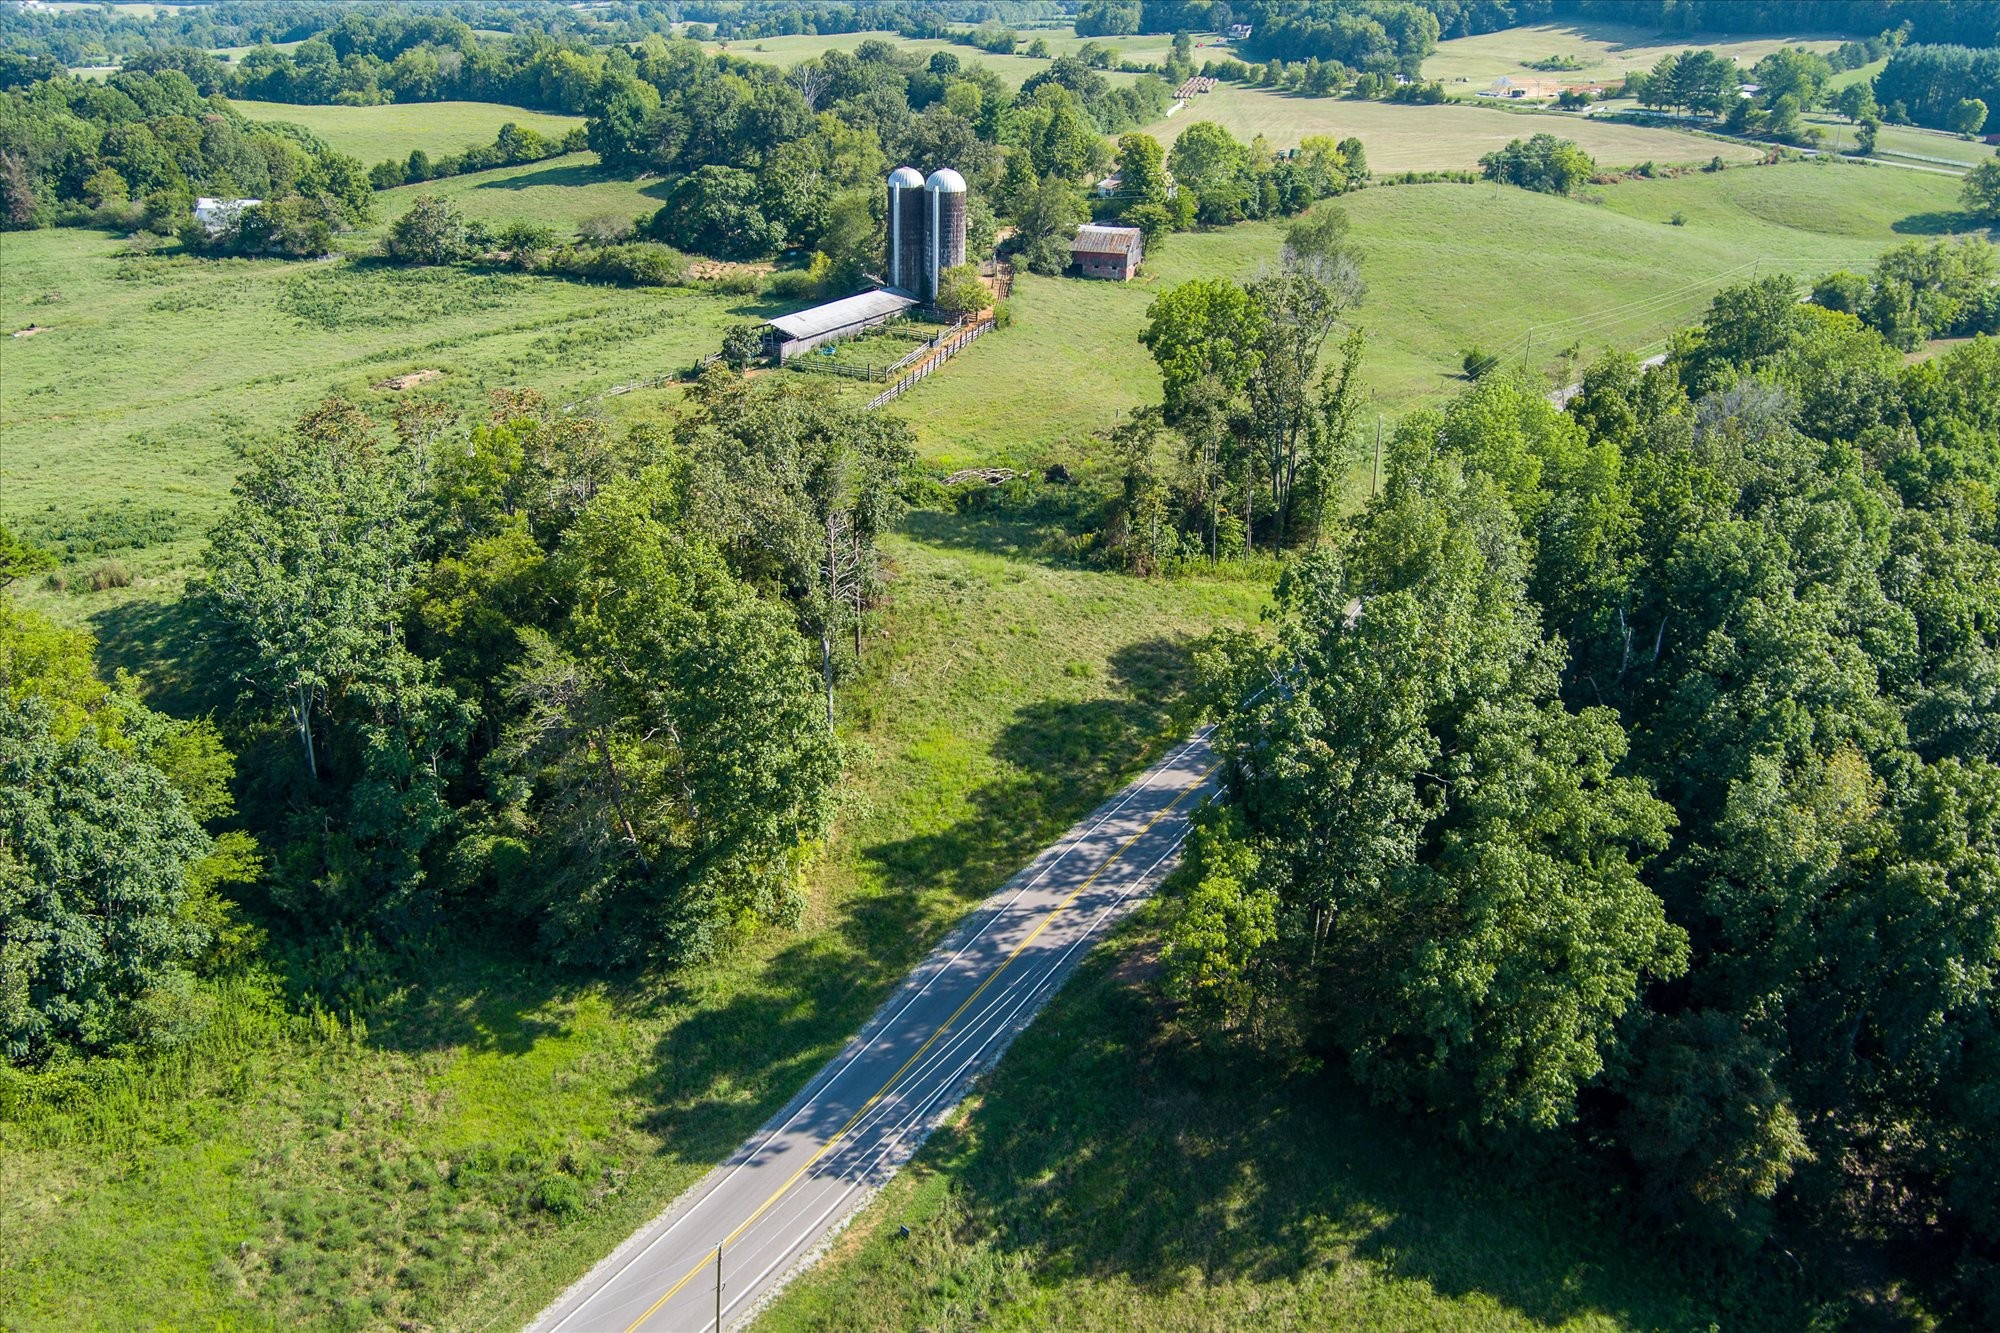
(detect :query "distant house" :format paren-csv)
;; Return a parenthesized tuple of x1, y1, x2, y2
(193, 196, 259, 235)
(1095, 173, 1123, 198)
(763, 288, 917, 363)
(1071, 224, 1143, 282)
(1491, 76, 1563, 100)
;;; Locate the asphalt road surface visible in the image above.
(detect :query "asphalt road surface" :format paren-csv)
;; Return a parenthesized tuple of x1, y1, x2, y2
(527, 729, 1221, 1333)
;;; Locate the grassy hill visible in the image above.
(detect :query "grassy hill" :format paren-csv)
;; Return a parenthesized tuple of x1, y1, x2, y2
(369, 152, 668, 233)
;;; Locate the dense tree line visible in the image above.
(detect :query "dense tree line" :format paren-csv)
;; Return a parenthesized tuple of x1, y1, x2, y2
(1233, 1, 1445, 77)
(0, 592, 257, 1066)
(0, 66, 370, 232)
(1165, 278, 2000, 1314)
(1810, 238, 2000, 348)
(1547, 0, 2000, 47)
(1876, 45, 2000, 133)
(177, 380, 909, 972)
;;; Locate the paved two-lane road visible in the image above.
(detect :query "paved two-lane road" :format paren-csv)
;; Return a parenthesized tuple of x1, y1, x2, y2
(529, 729, 1220, 1332)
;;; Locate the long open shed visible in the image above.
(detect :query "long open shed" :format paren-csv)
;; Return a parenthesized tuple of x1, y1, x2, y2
(764, 289, 918, 363)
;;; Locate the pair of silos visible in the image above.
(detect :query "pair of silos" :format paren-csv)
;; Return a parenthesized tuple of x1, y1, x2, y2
(886, 166, 966, 303)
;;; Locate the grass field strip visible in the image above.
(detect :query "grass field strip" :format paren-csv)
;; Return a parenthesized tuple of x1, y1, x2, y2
(616, 759, 1218, 1331)
(717, 821, 1211, 1327)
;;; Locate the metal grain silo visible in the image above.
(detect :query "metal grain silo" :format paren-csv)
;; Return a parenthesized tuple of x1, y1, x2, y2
(887, 166, 925, 295)
(924, 167, 967, 302)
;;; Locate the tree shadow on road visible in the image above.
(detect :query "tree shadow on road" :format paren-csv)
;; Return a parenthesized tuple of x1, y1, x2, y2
(621, 635, 1205, 1166)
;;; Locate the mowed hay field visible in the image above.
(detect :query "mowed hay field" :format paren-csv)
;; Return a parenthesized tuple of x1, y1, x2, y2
(1423, 22, 1846, 90)
(1138, 87, 1764, 168)
(890, 160, 1970, 467)
(226, 98, 585, 162)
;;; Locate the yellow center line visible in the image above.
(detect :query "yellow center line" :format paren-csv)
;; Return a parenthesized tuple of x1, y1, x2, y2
(622, 761, 1217, 1332)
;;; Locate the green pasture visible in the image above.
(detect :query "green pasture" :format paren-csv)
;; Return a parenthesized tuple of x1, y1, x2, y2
(1137, 87, 1765, 169)
(0, 524, 1269, 1331)
(369, 152, 669, 234)
(889, 159, 1972, 466)
(0, 222, 762, 607)
(1423, 21, 1848, 92)
(225, 99, 585, 164)
(700, 30, 1144, 92)
(1806, 115, 1991, 169)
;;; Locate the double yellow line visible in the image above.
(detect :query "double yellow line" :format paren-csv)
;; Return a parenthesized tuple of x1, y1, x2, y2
(621, 762, 1215, 1331)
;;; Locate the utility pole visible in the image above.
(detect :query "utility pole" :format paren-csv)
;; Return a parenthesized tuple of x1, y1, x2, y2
(1372, 415, 1382, 496)
(715, 1243, 724, 1331)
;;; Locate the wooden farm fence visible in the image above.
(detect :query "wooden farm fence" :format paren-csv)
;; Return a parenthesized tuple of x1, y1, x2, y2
(865, 317, 995, 408)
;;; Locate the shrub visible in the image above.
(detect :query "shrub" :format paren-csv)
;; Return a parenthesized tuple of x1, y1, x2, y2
(710, 269, 764, 296)
(383, 195, 469, 266)
(1462, 345, 1502, 379)
(763, 267, 821, 301)
(1670, 211, 1688, 226)
(720, 322, 765, 368)
(567, 242, 689, 287)
(82, 560, 133, 592)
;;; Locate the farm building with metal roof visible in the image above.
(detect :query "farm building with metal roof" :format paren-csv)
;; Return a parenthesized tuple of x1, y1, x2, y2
(763, 288, 918, 363)
(1070, 225, 1144, 282)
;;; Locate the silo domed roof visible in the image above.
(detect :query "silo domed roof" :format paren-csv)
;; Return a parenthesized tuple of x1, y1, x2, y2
(888, 166, 924, 188)
(925, 167, 967, 193)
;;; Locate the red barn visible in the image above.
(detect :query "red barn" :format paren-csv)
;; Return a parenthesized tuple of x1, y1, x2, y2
(1070, 224, 1144, 281)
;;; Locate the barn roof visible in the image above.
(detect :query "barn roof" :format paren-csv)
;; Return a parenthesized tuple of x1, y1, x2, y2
(766, 288, 918, 341)
(1071, 225, 1143, 258)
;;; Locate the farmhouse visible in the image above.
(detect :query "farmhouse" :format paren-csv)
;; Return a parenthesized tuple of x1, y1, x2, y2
(762, 288, 917, 363)
(1070, 224, 1144, 282)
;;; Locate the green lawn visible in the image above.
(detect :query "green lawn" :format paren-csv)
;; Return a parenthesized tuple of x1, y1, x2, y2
(1137, 86, 1764, 169)
(225, 99, 585, 164)
(755, 924, 1833, 1332)
(889, 160, 1973, 466)
(0, 526, 1269, 1331)
(1424, 21, 1848, 94)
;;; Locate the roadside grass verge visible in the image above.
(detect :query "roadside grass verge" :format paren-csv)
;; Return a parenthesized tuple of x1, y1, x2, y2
(0, 523, 1271, 1331)
(755, 922, 1839, 1333)
(226, 99, 585, 164)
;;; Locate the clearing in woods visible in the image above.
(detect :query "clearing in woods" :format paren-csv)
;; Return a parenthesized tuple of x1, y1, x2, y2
(224, 98, 586, 163)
